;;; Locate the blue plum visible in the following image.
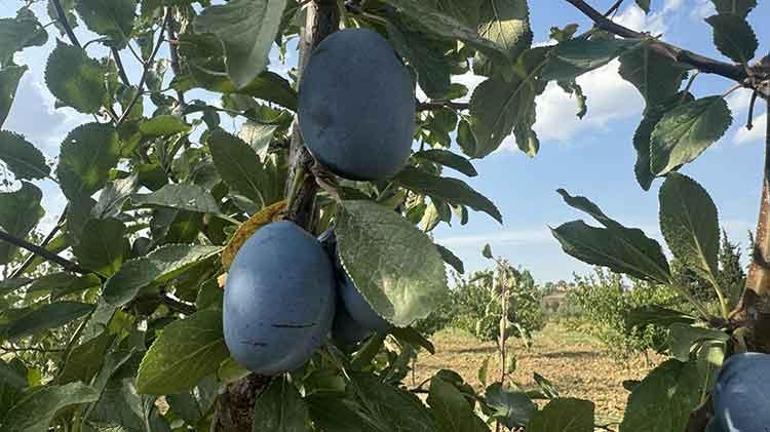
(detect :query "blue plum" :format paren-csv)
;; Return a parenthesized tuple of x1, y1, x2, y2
(298, 28, 415, 180)
(318, 228, 390, 344)
(339, 275, 391, 333)
(710, 352, 770, 431)
(223, 221, 335, 374)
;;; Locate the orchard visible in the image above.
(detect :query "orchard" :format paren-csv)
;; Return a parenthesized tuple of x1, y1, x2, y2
(0, 0, 768, 431)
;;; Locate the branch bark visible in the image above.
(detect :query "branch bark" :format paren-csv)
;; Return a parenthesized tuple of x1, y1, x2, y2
(51, 0, 80, 48)
(417, 101, 470, 111)
(0, 228, 91, 275)
(212, 1, 340, 430)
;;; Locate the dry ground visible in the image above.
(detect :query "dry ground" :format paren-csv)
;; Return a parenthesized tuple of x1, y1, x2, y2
(412, 323, 664, 424)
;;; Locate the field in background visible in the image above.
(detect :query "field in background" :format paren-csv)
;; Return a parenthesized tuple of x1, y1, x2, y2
(413, 323, 664, 424)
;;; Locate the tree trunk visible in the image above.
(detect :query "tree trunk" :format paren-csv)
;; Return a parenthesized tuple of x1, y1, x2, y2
(730, 96, 770, 354)
(211, 1, 339, 430)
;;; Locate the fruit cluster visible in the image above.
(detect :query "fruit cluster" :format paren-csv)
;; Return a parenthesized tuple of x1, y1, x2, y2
(223, 28, 415, 374)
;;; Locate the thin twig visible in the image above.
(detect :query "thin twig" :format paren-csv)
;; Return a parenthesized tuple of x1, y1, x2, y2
(165, 14, 185, 105)
(0, 228, 91, 275)
(11, 210, 66, 278)
(117, 8, 171, 125)
(603, 0, 624, 17)
(747, 90, 759, 130)
(51, 0, 80, 47)
(1, 345, 65, 353)
(111, 47, 131, 86)
(564, 0, 751, 83)
(417, 101, 471, 112)
(160, 293, 197, 315)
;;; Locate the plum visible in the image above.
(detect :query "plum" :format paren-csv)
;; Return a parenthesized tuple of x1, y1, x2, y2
(339, 275, 391, 333)
(298, 28, 415, 180)
(223, 221, 335, 375)
(710, 352, 770, 431)
(318, 228, 390, 344)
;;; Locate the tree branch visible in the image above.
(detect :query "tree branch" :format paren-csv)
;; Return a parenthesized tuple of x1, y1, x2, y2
(117, 8, 170, 125)
(165, 13, 185, 105)
(51, 0, 80, 48)
(564, 0, 755, 85)
(417, 101, 470, 112)
(10, 210, 66, 279)
(0, 228, 91, 275)
(111, 47, 131, 86)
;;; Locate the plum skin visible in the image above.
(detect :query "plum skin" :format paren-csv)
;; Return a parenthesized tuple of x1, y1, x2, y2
(298, 28, 416, 181)
(710, 352, 770, 431)
(339, 275, 391, 333)
(223, 221, 335, 375)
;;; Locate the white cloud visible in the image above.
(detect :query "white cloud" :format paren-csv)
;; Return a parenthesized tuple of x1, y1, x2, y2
(734, 113, 767, 145)
(690, 0, 715, 20)
(615, 4, 668, 35)
(501, 59, 644, 147)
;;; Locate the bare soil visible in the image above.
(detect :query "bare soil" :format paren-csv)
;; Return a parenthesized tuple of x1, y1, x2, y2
(412, 323, 664, 424)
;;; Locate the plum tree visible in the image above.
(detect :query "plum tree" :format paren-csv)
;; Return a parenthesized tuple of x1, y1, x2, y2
(298, 28, 415, 180)
(709, 352, 770, 431)
(223, 221, 336, 375)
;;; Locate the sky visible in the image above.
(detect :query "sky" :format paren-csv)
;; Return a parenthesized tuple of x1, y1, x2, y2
(1, 0, 768, 283)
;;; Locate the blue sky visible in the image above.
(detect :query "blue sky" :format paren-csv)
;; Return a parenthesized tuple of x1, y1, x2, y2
(2, 0, 768, 282)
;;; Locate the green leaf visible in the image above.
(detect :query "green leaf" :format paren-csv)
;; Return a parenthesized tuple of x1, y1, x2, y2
(395, 166, 501, 222)
(194, 0, 288, 89)
(553, 189, 671, 283)
(252, 376, 311, 432)
(45, 42, 108, 113)
(0, 131, 50, 180)
(619, 360, 704, 432)
(477, 0, 532, 59)
(705, 14, 758, 64)
(56, 330, 115, 384)
(176, 34, 298, 109)
(428, 376, 488, 432)
(336, 200, 448, 327)
(528, 398, 594, 432)
(208, 128, 265, 207)
(238, 121, 276, 158)
(75, 0, 137, 49)
(619, 44, 688, 107)
(72, 218, 127, 276)
(132, 184, 221, 213)
(2, 382, 98, 432)
(636, 0, 651, 12)
(0, 182, 44, 264)
(626, 305, 696, 327)
(349, 372, 437, 431)
(435, 243, 464, 274)
(92, 175, 138, 219)
(485, 383, 535, 429)
(57, 123, 121, 200)
(482, 243, 493, 259)
(139, 115, 192, 137)
(469, 73, 543, 158)
(103, 244, 220, 306)
(0, 64, 26, 128)
(0, 9, 47, 66)
(27, 272, 100, 299)
(540, 38, 639, 81)
(649, 96, 732, 176)
(710, 0, 756, 17)
(2, 301, 93, 341)
(386, 15, 452, 100)
(659, 173, 720, 283)
(380, 0, 515, 59)
(668, 323, 728, 362)
(414, 149, 477, 177)
(632, 93, 694, 190)
(136, 309, 228, 395)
